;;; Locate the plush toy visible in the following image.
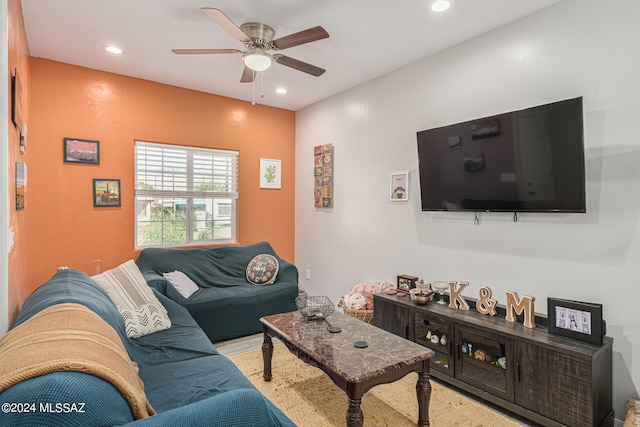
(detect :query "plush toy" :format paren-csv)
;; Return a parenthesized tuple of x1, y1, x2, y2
(339, 281, 394, 311)
(339, 292, 368, 311)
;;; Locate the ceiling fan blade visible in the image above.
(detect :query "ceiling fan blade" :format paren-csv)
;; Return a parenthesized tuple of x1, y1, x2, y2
(201, 8, 251, 43)
(274, 55, 326, 77)
(272, 26, 329, 50)
(172, 49, 241, 55)
(240, 66, 255, 83)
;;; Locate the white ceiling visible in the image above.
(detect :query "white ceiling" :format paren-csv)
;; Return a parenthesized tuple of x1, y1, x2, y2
(21, 0, 561, 111)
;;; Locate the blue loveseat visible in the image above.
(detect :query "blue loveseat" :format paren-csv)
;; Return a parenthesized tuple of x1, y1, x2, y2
(135, 241, 299, 342)
(0, 269, 295, 427)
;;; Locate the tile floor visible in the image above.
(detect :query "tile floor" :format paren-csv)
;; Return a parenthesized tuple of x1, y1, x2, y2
(215, 333, 271, 357)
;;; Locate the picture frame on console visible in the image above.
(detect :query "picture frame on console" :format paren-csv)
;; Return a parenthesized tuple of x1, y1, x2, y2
(397, 274, 418, 293)
(547, 297, 605, 345)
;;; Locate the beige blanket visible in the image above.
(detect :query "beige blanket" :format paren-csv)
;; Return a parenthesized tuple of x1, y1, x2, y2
(0, 303, 155, 419)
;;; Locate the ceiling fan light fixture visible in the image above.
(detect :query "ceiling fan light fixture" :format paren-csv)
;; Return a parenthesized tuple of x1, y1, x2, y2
(242, 51, 273, 72)
(431, 0, 454, 12)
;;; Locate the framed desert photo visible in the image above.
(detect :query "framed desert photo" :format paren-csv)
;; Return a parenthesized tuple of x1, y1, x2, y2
(16, 162, 26, 211)
(93, 179, 121, 207)
(64, 138, 100, 165)
(390, 172, 408, 201)
(547, 297, 604, 345)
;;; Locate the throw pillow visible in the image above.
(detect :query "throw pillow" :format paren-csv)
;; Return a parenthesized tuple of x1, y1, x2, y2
(118, 303, 171, 339)
(163, 270, 199, 299)
(92, 260, 171, 337)
(246, 254, 279, 285)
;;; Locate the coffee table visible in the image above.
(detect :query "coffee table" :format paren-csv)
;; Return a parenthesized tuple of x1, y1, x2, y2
(260, 310, 434, 426)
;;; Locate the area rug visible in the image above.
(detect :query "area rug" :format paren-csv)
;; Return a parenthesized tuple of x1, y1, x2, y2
(229, 343, 526, 427)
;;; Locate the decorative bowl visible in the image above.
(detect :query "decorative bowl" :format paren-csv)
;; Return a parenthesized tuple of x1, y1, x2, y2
(415, 290, 434, 305)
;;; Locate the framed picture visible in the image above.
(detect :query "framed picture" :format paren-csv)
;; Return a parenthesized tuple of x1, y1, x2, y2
(259, 158, 281, 189)
(93, 179, 121, 207)
(547, 298, 605, 345)
(11, 69, 23, 132)
(64, 138, 100, 165)
(390, 172, 408, 201)
(314, 144, 333, 208)
(397, 274, 418, 293)
(16, 162, 26, 211)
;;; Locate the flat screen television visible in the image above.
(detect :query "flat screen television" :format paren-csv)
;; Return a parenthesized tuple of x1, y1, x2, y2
(416, 97, 586, 213)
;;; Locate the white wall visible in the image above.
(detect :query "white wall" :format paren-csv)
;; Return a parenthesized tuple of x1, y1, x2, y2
(295, 0, 640, 420)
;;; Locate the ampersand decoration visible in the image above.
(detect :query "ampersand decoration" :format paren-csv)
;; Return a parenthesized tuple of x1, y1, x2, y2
(476, 286, 498, 316)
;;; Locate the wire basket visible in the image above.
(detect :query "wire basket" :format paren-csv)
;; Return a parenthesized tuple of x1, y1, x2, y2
(295, 295, 335, 320)
(343, 308, 374, 324)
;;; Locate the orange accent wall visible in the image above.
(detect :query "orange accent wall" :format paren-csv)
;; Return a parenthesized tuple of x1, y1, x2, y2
(7, 0, 31, 326)
(22, 58, 295, 305)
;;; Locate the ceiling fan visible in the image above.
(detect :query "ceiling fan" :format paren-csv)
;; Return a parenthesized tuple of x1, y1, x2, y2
(172, 8, 329, 83)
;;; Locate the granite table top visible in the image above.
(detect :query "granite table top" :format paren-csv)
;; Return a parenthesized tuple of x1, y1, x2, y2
(261, 310, 434, 384)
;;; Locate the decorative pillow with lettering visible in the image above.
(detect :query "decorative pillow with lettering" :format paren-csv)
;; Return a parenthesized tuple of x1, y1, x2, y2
(246, 254, 279, 285)
(163, 270, 199, 299)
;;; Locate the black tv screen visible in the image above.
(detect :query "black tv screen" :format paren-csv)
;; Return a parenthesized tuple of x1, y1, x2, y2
(416, 97, 586, 213)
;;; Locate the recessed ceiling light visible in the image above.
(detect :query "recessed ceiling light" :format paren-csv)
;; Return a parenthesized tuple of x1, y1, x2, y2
(431, 0, 454, 12)
(105, 45, 123, 54)
(275, 88, 287, 94)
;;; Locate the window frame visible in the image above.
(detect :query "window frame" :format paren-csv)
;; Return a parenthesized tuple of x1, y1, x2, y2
(134, 140, 238, 248)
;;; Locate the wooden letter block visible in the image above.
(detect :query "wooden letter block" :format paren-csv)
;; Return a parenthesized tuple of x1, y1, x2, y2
(505, 291, 536, 329)
(448, 281, 470, 310)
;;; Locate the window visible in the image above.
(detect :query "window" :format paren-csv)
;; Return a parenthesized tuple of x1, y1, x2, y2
(135, 141, 238, 247)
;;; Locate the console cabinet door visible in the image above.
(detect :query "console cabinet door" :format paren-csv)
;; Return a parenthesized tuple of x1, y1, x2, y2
(414, 313, 455, 376)
(373, 298, 413, 340)
(514, 341, 595, 426)
(455, 325, 513, 401)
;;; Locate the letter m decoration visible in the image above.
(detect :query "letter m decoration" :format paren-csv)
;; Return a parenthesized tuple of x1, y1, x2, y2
(505, 291, 536, 329)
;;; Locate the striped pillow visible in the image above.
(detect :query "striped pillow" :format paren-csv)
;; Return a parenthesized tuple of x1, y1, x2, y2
(92, 260, 171, 337)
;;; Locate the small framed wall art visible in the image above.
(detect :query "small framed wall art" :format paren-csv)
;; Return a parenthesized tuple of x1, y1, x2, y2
(11, 68, 23, 133)
(390, 172, 408, 201)
(259, 158, 281, 189)
(93, 179, 121, 207)
(16, 162, 26, 210)
(547, 297, 605, 345)
(64, 138, 100, 165)
(314, 144, 333, 208)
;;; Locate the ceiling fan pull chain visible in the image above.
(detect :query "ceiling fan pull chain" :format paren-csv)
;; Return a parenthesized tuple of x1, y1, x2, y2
(252, 71, 256, 105)
(260, 71, 265, 100)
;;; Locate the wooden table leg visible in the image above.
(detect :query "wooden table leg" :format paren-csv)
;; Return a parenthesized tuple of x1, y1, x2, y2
(416, 361, 432, 427)
(262, 330, 274, 382)
(346, 397, 364, 427)
(345, 382, 364, 427)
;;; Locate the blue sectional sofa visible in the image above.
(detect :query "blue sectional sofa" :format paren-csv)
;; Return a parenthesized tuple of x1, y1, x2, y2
(0, 269, 295, 427)
(135, 241, 299, 342)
